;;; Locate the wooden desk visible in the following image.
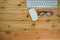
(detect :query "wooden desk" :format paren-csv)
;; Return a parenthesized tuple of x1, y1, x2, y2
(0, 0, 60, 40)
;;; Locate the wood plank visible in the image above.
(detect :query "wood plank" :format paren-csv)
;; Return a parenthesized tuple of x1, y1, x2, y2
(0, 9, 60, 21)
(0, 0, 26, 10)
(0, 0, 60, 9)
(0, 30, 60, 40)
(0, 20, 60, 31)
(0, 0, 60, 40)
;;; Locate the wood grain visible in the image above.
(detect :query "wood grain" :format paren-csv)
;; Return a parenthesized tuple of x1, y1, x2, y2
(0, 0, 60, 40)
(0, 30, 60, 40)
(0, 0, 60, 10)
(0, 9, 60, 21)
(0, 8, 60, 31)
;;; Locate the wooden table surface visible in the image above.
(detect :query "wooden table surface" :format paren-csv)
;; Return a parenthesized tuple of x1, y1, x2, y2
(0, 0, 60, 40)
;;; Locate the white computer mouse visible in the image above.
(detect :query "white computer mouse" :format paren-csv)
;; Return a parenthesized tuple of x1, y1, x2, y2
(29, 9, 38, 21)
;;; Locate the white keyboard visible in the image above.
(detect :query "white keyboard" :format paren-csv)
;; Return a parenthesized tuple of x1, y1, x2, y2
(26, 0, 58, 8)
